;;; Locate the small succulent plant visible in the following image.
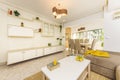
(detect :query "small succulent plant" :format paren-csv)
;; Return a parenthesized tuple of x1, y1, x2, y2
(14, 10, 20, 16)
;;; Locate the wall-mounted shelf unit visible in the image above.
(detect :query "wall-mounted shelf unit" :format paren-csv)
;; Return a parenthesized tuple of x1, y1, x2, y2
(8, 14, 33, 22)
(8, 25, 34, 37)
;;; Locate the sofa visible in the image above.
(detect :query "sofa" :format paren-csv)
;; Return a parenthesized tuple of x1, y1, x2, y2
(85, 51, 120, 80)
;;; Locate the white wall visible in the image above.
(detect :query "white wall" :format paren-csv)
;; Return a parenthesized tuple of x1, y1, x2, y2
(104, 0, 120, 52)
(108, 0, 120, 11)
(0, 2, 63, 63)
(64, 12, 104, 33)
(104, 8, 120, 52)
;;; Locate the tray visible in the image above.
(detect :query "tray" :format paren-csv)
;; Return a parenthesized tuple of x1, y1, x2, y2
(47, 62, 60, 71)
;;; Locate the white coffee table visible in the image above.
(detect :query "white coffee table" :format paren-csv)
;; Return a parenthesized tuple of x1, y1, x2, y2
(41, 56, 90, 80)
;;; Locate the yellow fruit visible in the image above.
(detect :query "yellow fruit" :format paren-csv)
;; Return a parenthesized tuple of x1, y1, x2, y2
(79, 58, 82, 61)
(76, 58, 79, 61)
(76, 56, 84, 61)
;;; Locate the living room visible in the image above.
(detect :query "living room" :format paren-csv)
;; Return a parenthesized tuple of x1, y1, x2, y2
(0, 0, 120, 80)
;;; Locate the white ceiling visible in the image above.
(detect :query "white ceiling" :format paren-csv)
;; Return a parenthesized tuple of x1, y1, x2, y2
(4, 0, 106, 23)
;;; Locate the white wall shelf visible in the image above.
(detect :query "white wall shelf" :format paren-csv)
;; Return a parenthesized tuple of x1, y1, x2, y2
(8, 14, 33, 22)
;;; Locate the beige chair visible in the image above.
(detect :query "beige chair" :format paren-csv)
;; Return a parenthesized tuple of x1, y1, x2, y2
(68, 39, 75, 54)
(74, 39, 85, 54)
(88, 39, 97, 50)
(79, 39, 84, 43)
(84, 39, 89, 43)
(74, 39, 81, 54)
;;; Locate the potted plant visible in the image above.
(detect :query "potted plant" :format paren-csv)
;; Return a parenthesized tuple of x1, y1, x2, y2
(59, 25, 62, 33)
(57, 38, 62, 45)
(59, 39, 62, 45)
(100, 31, 104, 47)
(14, 10, 20, 16)
(48, 43, 51, 46)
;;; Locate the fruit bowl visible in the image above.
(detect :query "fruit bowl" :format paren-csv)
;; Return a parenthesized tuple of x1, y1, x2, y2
(76, 55, 84, 61)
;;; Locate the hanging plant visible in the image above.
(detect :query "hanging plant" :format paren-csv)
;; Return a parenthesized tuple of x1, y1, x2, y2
(14, 10, 20, 16)
(59, 25, 62, 33)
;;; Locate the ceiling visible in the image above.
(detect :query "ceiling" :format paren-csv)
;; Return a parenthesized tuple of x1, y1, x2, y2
(4, 0, 106, 23)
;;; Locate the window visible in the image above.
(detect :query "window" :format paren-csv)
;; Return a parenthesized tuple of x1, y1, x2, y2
(72, 29, 104, 43)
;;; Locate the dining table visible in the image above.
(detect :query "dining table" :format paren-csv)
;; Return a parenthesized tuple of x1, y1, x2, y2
(80, 43, 91, 51)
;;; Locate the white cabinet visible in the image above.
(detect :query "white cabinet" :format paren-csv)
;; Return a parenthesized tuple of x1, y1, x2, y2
(7, 50, 37, 65)
(59, 46, 65, 51)
(56, 46, 65, 52)
(7, 46, 65, 65)
(7, 51, 23, 65)
(51, 47, 57, 54)
(23, 50, 36, 60)
(36, 49, 44, 57)
(44, 47, 52, 55)
(56, 46, 60, 52)
(8, 25, 34, 37)
(44, 46, 65, 55)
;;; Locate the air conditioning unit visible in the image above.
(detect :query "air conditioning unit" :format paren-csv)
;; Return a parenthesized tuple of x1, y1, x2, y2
(113, 11, 120, 20)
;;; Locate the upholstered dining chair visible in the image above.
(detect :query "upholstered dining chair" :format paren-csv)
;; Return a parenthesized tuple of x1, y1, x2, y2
(79, 39, 84, 43)
(88, 39, 97, 50)
(74, 39, 85, 54)
(84, 39, 89, 43)
(74, 39, 81, 54)
(68, 39, 75, 54)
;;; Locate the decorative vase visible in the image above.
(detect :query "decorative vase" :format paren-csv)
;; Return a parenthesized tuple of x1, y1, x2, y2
(8, 9, 12, 15)
(21, 22, 24, 27)
(59, 39, 62, 45)
(59, 25, 62, 33)
(36, 17, 40, 20)
(38, 28, 42, 32)
(48, 43, 51, 46)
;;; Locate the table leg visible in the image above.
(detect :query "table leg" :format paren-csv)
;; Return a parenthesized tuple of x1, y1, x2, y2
(87, 64, 91, 80)
(42, 72, 46, 80)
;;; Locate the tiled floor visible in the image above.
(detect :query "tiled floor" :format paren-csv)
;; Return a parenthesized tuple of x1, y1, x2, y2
(0, 52, 66, 80)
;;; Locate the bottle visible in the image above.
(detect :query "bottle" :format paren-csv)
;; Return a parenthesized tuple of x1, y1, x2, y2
(53, 58, 57, 66)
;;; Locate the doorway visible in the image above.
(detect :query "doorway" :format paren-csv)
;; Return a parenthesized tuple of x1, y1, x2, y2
(65, 27, 71, 49)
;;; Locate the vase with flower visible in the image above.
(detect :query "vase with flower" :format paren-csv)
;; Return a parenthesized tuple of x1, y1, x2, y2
(57, 38, 62, 45)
